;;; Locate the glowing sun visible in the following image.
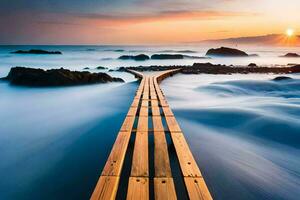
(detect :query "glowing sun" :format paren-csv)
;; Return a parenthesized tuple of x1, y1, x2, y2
(286, 28, 294, 37)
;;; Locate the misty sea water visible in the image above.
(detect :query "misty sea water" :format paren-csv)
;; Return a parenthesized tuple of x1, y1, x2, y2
(0, 45, 300, 199)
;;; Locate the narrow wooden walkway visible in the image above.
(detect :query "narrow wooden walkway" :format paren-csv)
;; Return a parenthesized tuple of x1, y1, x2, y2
(91, 70, 212, 200)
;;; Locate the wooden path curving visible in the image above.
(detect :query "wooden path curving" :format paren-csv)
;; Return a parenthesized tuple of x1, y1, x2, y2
(90, 70, 212, 200)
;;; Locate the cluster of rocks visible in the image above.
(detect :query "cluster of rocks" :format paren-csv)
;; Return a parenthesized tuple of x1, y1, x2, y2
(118, 53, 208, 61)
(11, 49, 62, 55)
(123, 63, 300, 75)
(1, 67, 124, 87)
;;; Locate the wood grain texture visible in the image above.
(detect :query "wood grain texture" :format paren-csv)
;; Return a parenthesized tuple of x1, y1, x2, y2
(90, 176, 119, 200)
(154, 178, 177, 200)
(101, 131, 132, 176)
(184, 177, 212, 200)
(127, 177, 149, 200)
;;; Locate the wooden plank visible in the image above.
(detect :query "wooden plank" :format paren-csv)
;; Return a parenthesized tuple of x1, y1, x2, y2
(184, 177, 212, 200)
(154, 178, 177, 200)
(151, 100, 159, 107)
(141, 100, 148, 107)
(131, 99, 140, 107)
(101, 131, 131, 176)
(139, 106, 148, 117)
(170, 132, 202, 177)
(151, 106, 160, 116)
(152, 116, 165, 132)
(127, 177, 149, 200)
(162, 106, 174, 116)
(165, 116, 181, 132)
(120, 116, 135, 132)
(131, 131, 148, 176)
(154, 131, 172, 177)
(137, 116, 148, 132)
(127, 106, 138, 116)
(90, 176, 119, 200)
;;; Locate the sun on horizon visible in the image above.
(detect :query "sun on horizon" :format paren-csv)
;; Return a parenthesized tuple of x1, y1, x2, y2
(286, 28, 295, 37)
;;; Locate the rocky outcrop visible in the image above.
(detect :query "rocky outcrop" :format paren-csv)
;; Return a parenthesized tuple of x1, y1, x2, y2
(248, 63, 257, 67)
(124, 63, 300, 75)
(96, 66, 108, 70)
(273, 76, 293, 81)
(206, 47, 248, 57)
(280, 53, 300, 57)
(11, 49, 62, 55)
(1, 67, 124, 87)
(119, 54, 150, 61)
(151, 54, 184, 59)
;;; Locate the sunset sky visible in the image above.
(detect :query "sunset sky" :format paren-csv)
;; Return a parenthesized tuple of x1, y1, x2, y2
(0, 0, 299, 44)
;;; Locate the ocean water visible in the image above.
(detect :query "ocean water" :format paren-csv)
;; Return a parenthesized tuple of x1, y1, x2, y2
(0, 45, 300, 199)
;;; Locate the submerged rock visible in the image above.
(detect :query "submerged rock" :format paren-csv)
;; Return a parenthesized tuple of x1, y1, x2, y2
(119, 54, 150, 61)
(280, 53, 300, 57)
(1, 67, 124, 87)
(83, 67, 90, 70)
(273, 76, 293, 81)
(11, 49, 62, 55)
(151, 54, 184, 59)
(206, 47, 248, 57)
(96, 66, 108, 70)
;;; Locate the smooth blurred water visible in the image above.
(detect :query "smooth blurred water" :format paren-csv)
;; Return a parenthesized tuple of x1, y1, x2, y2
(161, 73, 300, 200)
(1, 45, 300, 200)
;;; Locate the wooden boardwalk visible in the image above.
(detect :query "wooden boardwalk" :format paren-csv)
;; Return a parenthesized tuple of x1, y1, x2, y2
(91, 70, 212, 200)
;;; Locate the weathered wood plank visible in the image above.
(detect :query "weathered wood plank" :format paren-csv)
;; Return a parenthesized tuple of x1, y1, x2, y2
(162, 106, 174, 116)
(127, 177, 149, 200)
(127, 106, 138, 117)
(151, 106, 160, 116)
(120, 116, 135, 132)
(170, 132, 202, 177)
(154, 178, 177, 200)
(101, 131, 132, 176)
(184, 177, 212, 200)
(165, 116, 181, 132)
(131, 131, 148, 176)
(90, 176, 119, 200)
(152, 116, 165, 132)
(139, 106, 148, 117)
(153, 131, 172, 177)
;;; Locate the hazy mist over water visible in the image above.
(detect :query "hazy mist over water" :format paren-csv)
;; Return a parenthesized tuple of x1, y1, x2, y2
(0, 45, 300, 199)
(161, 74, 300, 200)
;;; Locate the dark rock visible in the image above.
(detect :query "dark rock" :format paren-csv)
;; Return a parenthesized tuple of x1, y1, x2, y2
(206, 47, 248, 57)
(159, 50, 197, 53)
(123, 63, 300, 75)
(248, 63, 257, 67)
(151, 54, 184, 59)
(183, 55, 210, 59)
(96, 66, 108, 70)
(1, 67, 124, 87)
(280, 53, 300, 57)
(83, 67, 90, 70)
(11, 49, 62, 55)
(119, 54, 150, 61)
(273, 76, 293, 81)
